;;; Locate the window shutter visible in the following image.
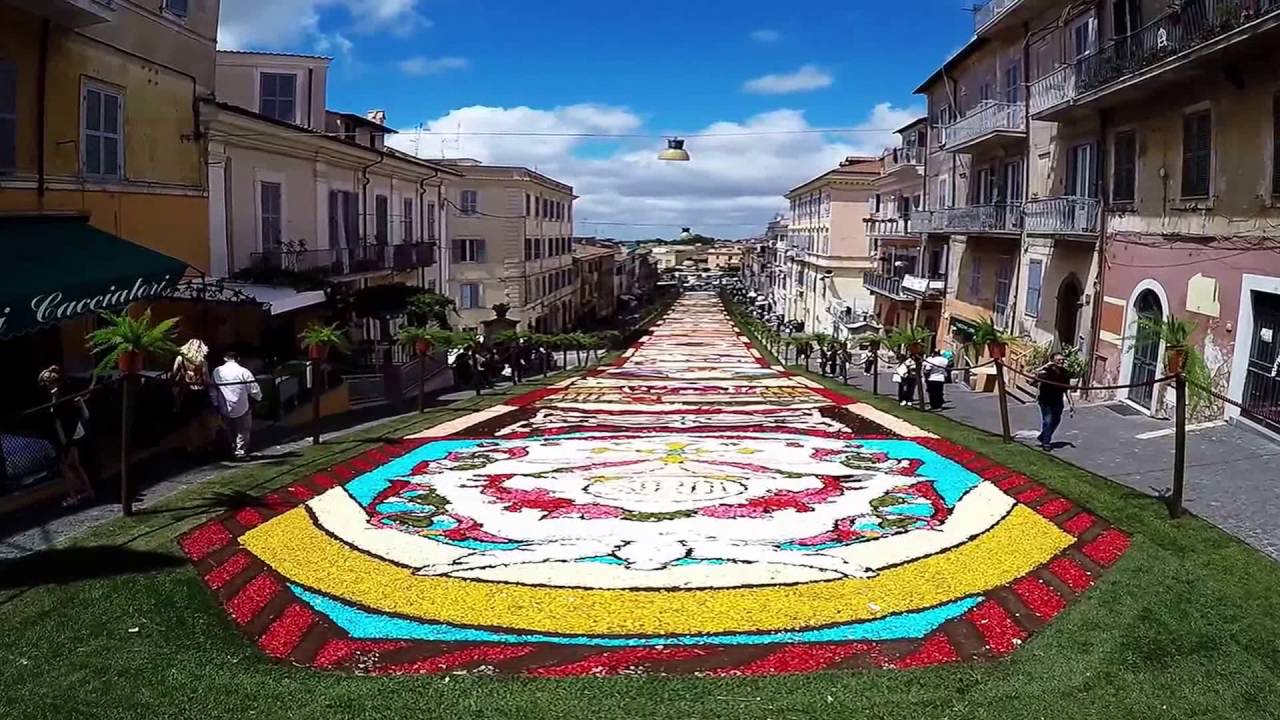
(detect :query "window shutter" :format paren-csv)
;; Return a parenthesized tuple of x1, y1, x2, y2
(1274, 95, 1280, 196)
(476, 238, 487, 263)
(451, 238, 463, 259)
(0, 60, 15, 172)
(328, 191, 340, 246)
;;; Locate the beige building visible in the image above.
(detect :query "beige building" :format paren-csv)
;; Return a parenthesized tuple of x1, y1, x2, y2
(436, 161, 577, 333)
(206, 51, 456, 311)
(785, 157, 881, 336)
(573, 241, 618, 324)
(706, 245, 744, 271)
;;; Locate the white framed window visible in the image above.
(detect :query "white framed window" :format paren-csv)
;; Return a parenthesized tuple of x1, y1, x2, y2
(426, 202, 437, 240)
(1067, 142, 1096, 198)
(328, 189, 358, 247)
(1003, 159, 1024, 202)
(459, 283, 482, 309)
(258, 180, 283, 251)
(0, 59, 15, 174)
(82, 81, 123, 179)
(460, 189, 479, 214)
(258, 72, 297, 123)
(165, 0, 189, 17)
(1068, 12, 1098, 61)
(937, 175, 951, 209)
(975, 167, 994, 204)
(453, 238, 486, 263)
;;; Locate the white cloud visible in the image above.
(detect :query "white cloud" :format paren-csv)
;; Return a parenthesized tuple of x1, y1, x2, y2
(314, 32, 354, 60)
(399, 56, 470, 76)
(749, 29, 782, 43)
(743, 65, 833, 95)
(388, 102, 923, 240)
(217, 0, 427, 50)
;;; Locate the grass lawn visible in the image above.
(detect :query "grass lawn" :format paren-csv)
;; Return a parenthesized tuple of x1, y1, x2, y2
(2, 338, 1280, 719)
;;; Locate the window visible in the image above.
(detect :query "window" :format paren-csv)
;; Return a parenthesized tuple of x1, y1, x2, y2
(524, 238, 533, 260)
(258, 73, 297, 123)
(402, 197, 414, 243)
(1068, 13, 1097, 61)
(1003, 160, 1024, 202)
(259, 181, 282, 251)
(979, 82, 992, 104)
(0, 60, 15, 174)
(1274, 95, 1280, 197)
(1025, 259, 1043, 319)
(453, 238, 486, 263)
(994, 259, 1013, 319)
(975, 167, 994, 204)
(460, 190, 478, 214)
(1112, 0, 1142, 37)
(525, 193, 531, 217)
(1003, 61, 1021, 104)
(968, 257, 983, 298)
(1181, 110, 1212, 198)
(1113, 130, 1137, 203)
(165, 0, 189, 17)
(1067, 142, 1096, 198)
(533, 237, 543, 259)
(328, 190, 358, 247)
(426, 202, 437, 240)
(937, 175, 951, 209)
(83, 83, 123, 179)
(459, 283, 482, 310)
(374, 194, 389, 244)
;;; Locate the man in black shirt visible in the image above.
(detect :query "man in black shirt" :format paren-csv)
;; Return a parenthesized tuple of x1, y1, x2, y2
(1035, 352, 1075, 451)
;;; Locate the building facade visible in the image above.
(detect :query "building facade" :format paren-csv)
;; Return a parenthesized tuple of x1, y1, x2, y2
(437, 161, 576, 333)
(706, 245, 744, 271)
(573, 241, 618, 325)
(784, 157, 881, 336)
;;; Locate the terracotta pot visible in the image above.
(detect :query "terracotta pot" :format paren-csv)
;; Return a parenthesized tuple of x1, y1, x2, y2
(987, 341, 1007, 361)
(1165, 346, 1186, 375)
(908, 341, 923, 356)
(117, 350, 142, 374)
(308, 343, 328, 362)
(414, 339, 431, 356)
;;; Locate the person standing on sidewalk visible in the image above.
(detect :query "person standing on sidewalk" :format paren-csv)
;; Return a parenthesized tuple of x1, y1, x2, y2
(923, 348, 951, 410)
(1034, 352, 1075, 451)
(210, 352, 261, 460)
(893, 354, 917, 406)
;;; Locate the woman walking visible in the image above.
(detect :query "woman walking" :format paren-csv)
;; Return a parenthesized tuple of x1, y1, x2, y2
(38, 366, 94, 506)
(893, 354, 917, 406)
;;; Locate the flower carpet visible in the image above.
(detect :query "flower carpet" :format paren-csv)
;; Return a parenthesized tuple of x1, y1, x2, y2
(180, 294, 1129, 677)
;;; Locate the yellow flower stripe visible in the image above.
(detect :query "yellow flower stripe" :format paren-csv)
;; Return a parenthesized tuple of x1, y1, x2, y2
(241, 505, 1072, 636)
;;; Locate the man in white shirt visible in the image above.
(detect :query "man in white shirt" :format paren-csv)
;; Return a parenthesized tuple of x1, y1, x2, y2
(210, 352, 262, 459)
(923, 348, 952, 410)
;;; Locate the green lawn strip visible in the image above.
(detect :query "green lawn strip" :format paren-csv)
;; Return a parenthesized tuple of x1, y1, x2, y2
(2, 317, 1280, 719)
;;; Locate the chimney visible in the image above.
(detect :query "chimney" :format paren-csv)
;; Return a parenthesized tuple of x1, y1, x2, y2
(366, 109, 387, 125)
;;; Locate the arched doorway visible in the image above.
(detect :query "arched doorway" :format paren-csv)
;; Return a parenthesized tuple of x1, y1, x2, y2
(1128, 289, 1164, 408)
(1055, 275, 1083, 347)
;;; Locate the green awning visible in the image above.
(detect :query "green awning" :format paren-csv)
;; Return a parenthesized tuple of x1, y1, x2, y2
(0, 216, 190, 339)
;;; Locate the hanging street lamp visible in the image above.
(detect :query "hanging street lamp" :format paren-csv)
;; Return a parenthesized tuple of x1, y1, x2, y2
(658, 137, 690, 162)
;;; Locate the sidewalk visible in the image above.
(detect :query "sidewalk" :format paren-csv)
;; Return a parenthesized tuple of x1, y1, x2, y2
(802, 360, 1280, 561)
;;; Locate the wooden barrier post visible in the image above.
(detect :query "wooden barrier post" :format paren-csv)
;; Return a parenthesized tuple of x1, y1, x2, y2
(994, 358, 1012, 443)
(311, 362, 323, 445)
(871, 346, 880, 397)
(120, 374, 134, 516)
(1170, 372, 1187, 518)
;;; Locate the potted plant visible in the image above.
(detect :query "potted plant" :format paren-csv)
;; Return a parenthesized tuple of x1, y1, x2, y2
(491, 302, 512, 319)
(299, 322, 349, 362)
(397, 322, 453, 357)
(1138, 315, 1196, 375)
(972, 316, 1016, 360)
(888, 325, 933, 356)
(86, 309, 180, 375)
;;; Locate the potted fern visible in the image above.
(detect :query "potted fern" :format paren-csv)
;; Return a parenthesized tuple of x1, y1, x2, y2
(1139, 315, 1195, 375)
(972, 315, 1016, 360)
(299, 322, 349, 362)
(398, 322, 453, 357)
(888, 325, 933, 356)
(86, 309, 180, 375)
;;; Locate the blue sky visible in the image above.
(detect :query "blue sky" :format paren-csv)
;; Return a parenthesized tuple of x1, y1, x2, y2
(218, 0, 975, 238)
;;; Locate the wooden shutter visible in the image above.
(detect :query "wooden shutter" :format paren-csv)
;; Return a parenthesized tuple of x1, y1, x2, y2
(0, 60, 14, 172)
(475, 239, 487, 263)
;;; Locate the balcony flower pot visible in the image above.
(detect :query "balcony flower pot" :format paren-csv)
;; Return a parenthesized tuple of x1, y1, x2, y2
(414, 339, 432, 356)
(308, 344, 329, 362)
(987, 341, 1008, 361)
(117, 349, 142, 375)
(1165, 346, 1187, 375)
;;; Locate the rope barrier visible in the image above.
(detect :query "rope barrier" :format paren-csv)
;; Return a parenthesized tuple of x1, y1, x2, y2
(1186, 377, 1250, 412)
(1000, 361, 1180, 392)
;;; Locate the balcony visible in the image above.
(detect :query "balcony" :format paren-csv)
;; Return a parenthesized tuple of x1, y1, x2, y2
(882, 146, 926, 174)
(1031, 0, 1280, 120)
(863, 270, 908, 300)
(1023, 196, 1101, 237)
(940, 101, 1026, 154)
(6, 0, 115, 26)
(250, 243, 436, 278)
(921, 204, 1023, 235)
(864, 216, 919, 239)
(973, 0, 1018, 33)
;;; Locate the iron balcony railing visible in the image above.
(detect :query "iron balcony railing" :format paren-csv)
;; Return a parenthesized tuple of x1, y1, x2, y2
(974, 0, 1019, 32)
(929, 203, 1024, 234)
(251, 242, 436, 277)
(1023, 196, 1101, 235)
(863, 270, 907, 299)
(883, 145, 926, 172)
(864, 216, 917, 237)
(1033, 0, 1280, 110)
(942, 101, 1026, 148)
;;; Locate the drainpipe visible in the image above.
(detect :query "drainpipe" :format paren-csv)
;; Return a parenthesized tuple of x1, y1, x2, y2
(306, 67, 314, 129)
(1086, 108, 1111, 392)
(416, 167, 439, 288)
(1012, 20, 1033, 337)
(36, 19, 50, 200)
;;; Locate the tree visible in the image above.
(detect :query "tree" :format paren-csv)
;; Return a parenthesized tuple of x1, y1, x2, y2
(406, 291, 458, 330)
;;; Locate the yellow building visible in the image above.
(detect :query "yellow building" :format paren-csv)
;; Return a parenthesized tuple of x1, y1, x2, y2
(0, 0, 217, 271)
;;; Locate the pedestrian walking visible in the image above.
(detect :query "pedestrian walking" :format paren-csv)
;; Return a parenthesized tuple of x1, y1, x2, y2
(38, 366, 94, 506)
(210, 352, 262, 460)
(1033, 352, 1075, 451)
(171, 339, 216, 453)
(893, 354, 917, 406)
(923, 348, 951, 410)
